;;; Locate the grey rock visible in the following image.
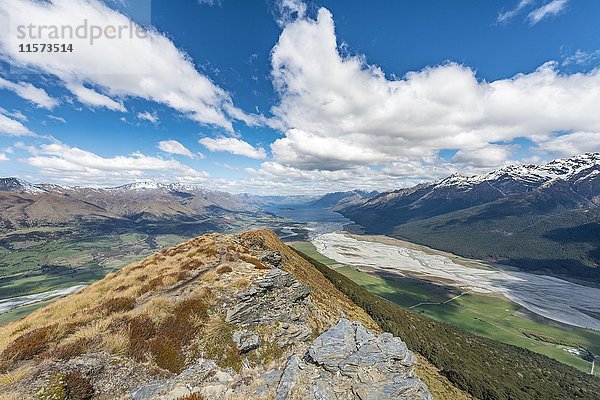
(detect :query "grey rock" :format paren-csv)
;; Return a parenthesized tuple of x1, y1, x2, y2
(226, 268, 311, 326)
(271, 318, 434, 400)
(275, 355, 301, 400)
(259, 250, 283, 268)
(233, 330, 260, 353)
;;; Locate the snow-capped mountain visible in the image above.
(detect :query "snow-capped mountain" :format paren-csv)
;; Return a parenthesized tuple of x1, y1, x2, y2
(341, 153, 600, 227)
(0, 178, 47, 195)
(339, 153, 600, 283)
(0, 178, 256, 229)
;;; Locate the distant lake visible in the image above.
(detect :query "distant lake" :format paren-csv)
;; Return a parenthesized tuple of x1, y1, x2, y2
(263, 204, 354, 237)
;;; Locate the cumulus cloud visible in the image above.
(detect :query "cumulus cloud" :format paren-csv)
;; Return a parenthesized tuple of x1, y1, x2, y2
(268, 8, 600, 176)
(158, 140, 194, 158)
(137, 111, 159, 124)
(537, 132, 600, 156)
(452, 146, 513, 168)
(0, 0, 264, 130)
(0, 112, 36, 136)
(528, 0, 568, 25)
(0, 153, 8, 161)
(200, 137, 267, 159)
(23, 141, 208, 186)
(0, 77, 59, 109)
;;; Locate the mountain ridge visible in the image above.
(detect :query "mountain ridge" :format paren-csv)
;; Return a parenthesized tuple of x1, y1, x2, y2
(339, 153, 600, 282)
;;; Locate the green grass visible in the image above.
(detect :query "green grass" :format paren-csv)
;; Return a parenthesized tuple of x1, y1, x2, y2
(0, 298, 55, 326)
(289, 241, 338, 265)
(337, 265, 600, 375)
(293, 241, 600, 375)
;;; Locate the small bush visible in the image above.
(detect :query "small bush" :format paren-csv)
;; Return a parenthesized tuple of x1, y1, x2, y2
(97, 297, 136, 314)
(52, 338, 90, 361)
(140, 276, 165, 293)
(1, 325, 57, 366)
(216, 265, 233, 274)
(126, 315, 157, 361)
(176, 393, 206, 400)
(64, 371, 94, 400)
(150, 338, 185, 373)
(35, 373, 67, 400)
(180, 258, 204, 271)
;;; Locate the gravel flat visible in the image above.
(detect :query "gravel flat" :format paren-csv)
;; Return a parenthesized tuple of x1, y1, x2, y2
(313, 232, 600, 331)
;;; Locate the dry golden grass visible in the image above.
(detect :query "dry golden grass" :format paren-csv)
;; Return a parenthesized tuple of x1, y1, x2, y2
(0, 365, 31, 386)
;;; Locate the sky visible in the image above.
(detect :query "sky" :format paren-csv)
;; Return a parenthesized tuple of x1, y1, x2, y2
(0, 0, 599, 194)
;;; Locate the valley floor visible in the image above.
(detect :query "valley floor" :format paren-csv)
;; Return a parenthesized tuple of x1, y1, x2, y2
(290, 240, 600, 376)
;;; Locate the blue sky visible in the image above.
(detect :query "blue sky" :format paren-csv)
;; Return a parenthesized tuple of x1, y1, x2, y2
(0, 0, 599, 193)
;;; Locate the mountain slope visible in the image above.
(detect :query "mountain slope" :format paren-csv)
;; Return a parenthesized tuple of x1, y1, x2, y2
(308, 190, 379, 209)
(340, 154, 600, 281)
(0, 230, 451, 400)
(0, 180, 257, 230)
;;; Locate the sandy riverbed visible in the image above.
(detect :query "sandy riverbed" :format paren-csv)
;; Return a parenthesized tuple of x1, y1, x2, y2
(312, 232, 600, 331)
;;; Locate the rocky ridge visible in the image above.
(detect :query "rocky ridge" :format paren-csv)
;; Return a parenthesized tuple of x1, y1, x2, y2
(0, 230, 432, 400)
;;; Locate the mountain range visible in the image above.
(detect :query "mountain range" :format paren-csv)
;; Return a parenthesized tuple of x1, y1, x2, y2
(339, 153, 600, 282)
(0, 179, 256, 232)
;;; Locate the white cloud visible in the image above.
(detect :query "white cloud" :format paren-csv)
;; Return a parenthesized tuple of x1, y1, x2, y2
(197, 0, 222, 6)
(497, 0, 535, 23)
(562, 49, 600, 66)
(137, 111, 158, 124)
(0, 153, 8, 161)
(158, 140, 194, 158)
(65, 82, 126, 111)
(0, 107, 28, 122)
(200, 137, 267, 159)
(275, 0, 307, 27)
(0, 0, 265, 130)
(0, 112, 36, 136)
(47, 115, 67, 123)
(538, 132, 600, 156)
(0, 77, 59, 109)
(452, 146, 513, 168)
(268, 8, 600, 176)
(23, 141, 208, 186)
(528, 0, 568, 25)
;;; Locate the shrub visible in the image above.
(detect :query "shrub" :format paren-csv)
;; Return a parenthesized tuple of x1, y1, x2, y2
(126, 315, 157, 361)
(1, 325, 58, 367)
(175, 393, 206, 400)
(150, 338, 185, 373)
(52, 338, 90, 361)
(35, 373, 67, 400)
(180, 259, 204, 271)
(97, 297, 136, 314)
(216, 265, 233, 274)
(64, 371, 94, 400)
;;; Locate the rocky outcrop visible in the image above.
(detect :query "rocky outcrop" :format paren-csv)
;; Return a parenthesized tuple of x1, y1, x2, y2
(271, 318, 432, 400)
(131, 318, 432, 400)
(226, 268, 312, 327)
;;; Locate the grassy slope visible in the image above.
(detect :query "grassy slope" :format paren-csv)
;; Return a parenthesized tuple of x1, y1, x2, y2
(291, 241, 600, 375)
(293, 246, 600, 400)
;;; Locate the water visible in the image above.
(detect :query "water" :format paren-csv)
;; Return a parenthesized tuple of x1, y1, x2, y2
(0, 285, 86, 314)
(264, 204, 354, 238)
